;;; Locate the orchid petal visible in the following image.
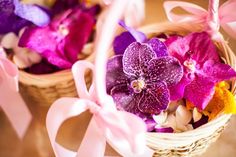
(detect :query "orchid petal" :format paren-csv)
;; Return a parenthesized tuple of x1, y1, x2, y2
(184, 74, 215, 110)
(113, 31, 136, 55)
(147, 56, 183, 86)
(119, 20, 146, 42)
(106, 55, 129, 93)
(147, 38, 168, 57)
(123, 42, 156, 76)
(138, 81, 169, 114)
(202, 59, 236, 82)
(14, 0, 50, 26)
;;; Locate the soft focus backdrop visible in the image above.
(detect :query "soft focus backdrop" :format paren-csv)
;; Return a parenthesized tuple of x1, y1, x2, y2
(0, 0, 235, 157)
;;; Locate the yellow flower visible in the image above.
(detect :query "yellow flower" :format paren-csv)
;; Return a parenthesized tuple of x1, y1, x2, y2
(203, 82, 236, 120)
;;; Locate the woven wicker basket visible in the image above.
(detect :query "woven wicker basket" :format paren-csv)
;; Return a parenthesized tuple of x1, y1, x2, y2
(136, 22, 236, 157)
(19, 43, 95, 106)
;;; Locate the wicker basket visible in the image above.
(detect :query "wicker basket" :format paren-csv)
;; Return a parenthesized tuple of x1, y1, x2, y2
(136, 22, 236, 157)
(19, 43, 95, 106)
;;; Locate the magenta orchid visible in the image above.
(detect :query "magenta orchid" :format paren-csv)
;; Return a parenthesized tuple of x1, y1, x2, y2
(19, 7, 96, 69)
(166, 32, 236, 110)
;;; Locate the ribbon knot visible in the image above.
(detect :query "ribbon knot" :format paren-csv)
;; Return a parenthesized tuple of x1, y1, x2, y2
(164, 0, 236, 41)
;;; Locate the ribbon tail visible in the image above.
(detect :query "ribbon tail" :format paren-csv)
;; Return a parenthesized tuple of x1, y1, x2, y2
(0, 91, 31, 139)
(77, 117, 106, 157)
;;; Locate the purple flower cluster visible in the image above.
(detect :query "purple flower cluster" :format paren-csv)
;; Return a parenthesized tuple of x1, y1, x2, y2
(106, 22, 236, 132)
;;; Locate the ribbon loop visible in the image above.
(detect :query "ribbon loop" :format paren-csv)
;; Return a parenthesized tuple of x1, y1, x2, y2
(164, 0, 236, 41)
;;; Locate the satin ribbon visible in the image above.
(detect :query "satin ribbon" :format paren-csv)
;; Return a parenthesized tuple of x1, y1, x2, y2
(0, 47, 31, 139)
(46, 0, 154, 156)
(164, 0, 236, 41)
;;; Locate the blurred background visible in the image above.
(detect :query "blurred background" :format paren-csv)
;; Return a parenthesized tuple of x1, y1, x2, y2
(0, 0, 235, 157)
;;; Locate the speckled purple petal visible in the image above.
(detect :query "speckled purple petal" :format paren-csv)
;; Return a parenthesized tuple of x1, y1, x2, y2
(123, 42, 156, 76)
(186, 32, 220, 65)
(147, 56, 183, 86)
(110, 84, 143, 115)
(138, 81, 169, 114)
(106, 55, 129, 93)
(155, 127, 174, 133)
(14, 0, 50, 27)
(202, 60, 236, 82)
(147, 38, 168, 57)
(184, 74, 215, 110)
(113, 31, 136, 55)
(119, 20, 146, 42)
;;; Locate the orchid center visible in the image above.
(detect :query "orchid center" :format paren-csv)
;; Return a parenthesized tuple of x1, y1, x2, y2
(184, 59, 196, 72)
(58, 24, 69, 36)
(131, 79, 146, 93)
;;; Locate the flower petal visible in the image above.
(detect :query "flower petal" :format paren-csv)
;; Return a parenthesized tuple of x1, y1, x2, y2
(119, 20, 146, 42)
(138, 81, 169, 114)
(184, 74, 215, 110)
(155, 127, 174, 133)
(106, 55, 129, 93)
(186, 32, 220, 64)
(145, 119, 156, 132)
(168, 75, 192, 101)
(192, 115, 208, 129)
(202, 59, 236, 82)
(175, 105, 192, 126)
(147, 56, 183, 86)
(153, 111, 168, 125)
(123, 42, 156, 76)
(14, 0, 50, 26)
(113, 31, 136, 55)
(165, 35, 189, 63)
(147, 38, 168, 57)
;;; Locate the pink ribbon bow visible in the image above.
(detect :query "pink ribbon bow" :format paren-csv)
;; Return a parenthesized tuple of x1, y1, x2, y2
(46, 0, 154, 157)
(164, 0, 236, 41)
(0, 47, 31, 139)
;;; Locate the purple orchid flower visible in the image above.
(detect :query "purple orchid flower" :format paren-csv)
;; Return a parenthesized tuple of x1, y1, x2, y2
(165, 32, 236, 110)
(0, 0, 50, 34)
(106, 41, 183, 115)
(19, 7, 95, 69)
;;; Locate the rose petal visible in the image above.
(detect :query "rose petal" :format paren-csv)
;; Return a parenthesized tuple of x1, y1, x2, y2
(26, 59, 59, 74)
(203, 59, 236, 82)
(14, 0, 50, 26)
(147, 56, 183, 86)
(138, 81, 169, 114)
(184, 74, 215, 110)
(147, 37, 168, 57)
(113, 31, 136, 55)
(123, 42, 156, 76)
(186, 32, 220, 64)
(153, 111, 168, 125)
(193, 107, 202, 122)
(106, 55, 129, 93)
(119, 20, 146, 42)
(51, 0, 79, 15)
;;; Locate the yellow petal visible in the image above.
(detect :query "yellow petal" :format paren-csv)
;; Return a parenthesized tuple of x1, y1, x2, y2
(203, 82, 236, 120)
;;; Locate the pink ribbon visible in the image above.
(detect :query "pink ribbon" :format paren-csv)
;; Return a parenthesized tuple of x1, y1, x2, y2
(46, 0, 154, 157)
(164, 0, 236, 41)
(0, 47, 31, 139)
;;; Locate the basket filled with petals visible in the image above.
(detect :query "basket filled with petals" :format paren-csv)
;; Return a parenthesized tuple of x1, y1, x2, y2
(0, 0, 102, 106)
(105, 1, 236, 155)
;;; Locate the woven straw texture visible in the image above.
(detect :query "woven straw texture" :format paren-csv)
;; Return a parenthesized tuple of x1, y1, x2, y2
(19, 43, 95, 106)
(138, 22, 236, 157)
